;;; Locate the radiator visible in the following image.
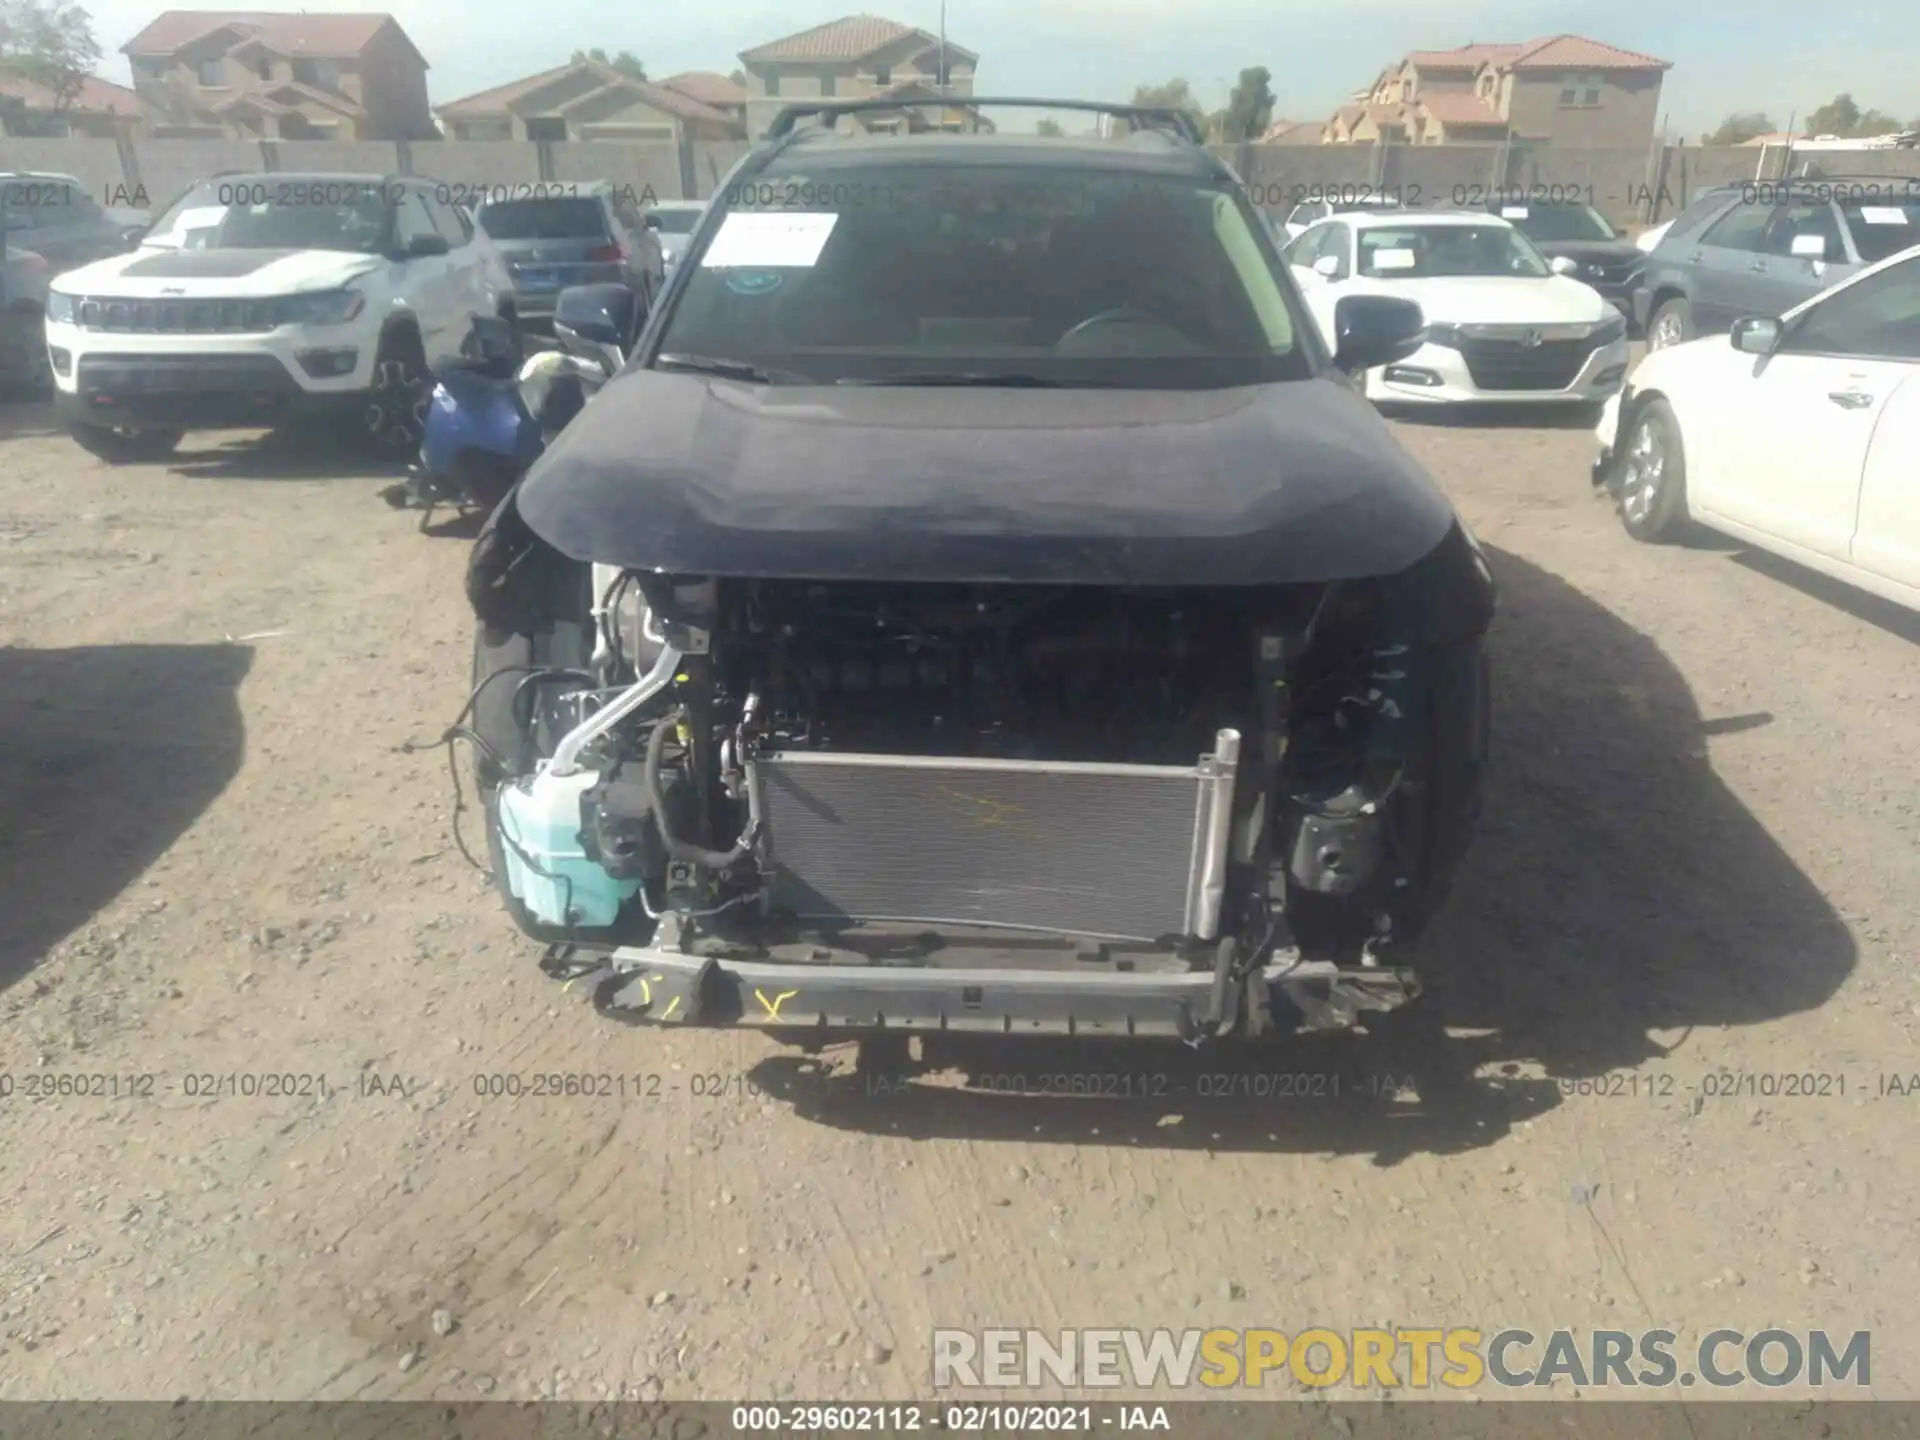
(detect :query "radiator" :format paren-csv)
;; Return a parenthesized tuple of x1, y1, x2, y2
(746, 731, 1241, 943)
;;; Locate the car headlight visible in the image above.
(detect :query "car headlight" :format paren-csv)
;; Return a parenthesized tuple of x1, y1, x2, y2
(1422, 322, 1463, 349)
(44, 292, 75, 324)
(280, 288, 366, 327)
(1588, 314, 1627, 345)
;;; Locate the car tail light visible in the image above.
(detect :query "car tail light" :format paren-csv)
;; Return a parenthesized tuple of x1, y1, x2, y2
(586, 243, 623, 263)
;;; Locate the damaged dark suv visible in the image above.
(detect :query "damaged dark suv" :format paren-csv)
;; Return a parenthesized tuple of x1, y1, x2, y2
(462, 98, 1496, 1044)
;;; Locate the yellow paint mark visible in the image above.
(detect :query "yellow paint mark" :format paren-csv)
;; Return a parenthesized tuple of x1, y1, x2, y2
(637, 977, 653, 1007)
(934, 783, 1040, 837)
(754, 987, 800, 1021)
(660, 995, 682, 1021)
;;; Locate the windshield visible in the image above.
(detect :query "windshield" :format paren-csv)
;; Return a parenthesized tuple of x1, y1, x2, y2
(650, 162, 1312, 388)
(1841, 199, 1920, 263)
(651, 207, 703, 235)
(142, 179, 388, 252)
(1497, 203, 1616, 243)
(476, 197, 608, 241)
(1357, 223, 1552, 279)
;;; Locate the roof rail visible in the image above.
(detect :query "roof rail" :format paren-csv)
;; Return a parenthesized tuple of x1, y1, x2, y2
(764, 96, 1209, 147)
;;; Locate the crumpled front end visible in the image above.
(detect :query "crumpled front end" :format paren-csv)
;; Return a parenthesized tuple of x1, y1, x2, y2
(476, 492, 1495, 1041)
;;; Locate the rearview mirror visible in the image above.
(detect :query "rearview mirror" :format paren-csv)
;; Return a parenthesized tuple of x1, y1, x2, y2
(1731, 316, 1782, 356)
(1790, 234, 1827, 259)
(1332, 294, 1426, 374)
(1313, 254, 1341, 278)
(642, 212, 662, 230)
(401, 233, 450, 259)
(1549, 255, 1580, 276)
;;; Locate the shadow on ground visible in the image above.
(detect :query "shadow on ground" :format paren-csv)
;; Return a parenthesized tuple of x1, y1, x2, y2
(1724, 545, 1920, 646)
(1383, 400, 1604, 430)
(0, 643, 251, 990)
(164, 425, 409, 482)
(742, 544, 1857, 1161)
(0, 397, 62, 441)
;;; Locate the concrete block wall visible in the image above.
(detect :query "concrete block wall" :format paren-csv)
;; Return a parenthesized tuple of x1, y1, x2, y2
(6, 135, 1920, 225)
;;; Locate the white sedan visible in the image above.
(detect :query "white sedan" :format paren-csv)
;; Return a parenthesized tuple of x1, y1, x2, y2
(1282, 210, 1630, 407)
(1593, 240, 1920, 612)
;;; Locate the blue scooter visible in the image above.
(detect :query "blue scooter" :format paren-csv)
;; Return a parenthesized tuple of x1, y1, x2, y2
(381, 284, 641, 530)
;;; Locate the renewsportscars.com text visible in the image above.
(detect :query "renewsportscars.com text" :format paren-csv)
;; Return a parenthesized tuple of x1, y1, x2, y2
(931, 1328, 1871, 1391)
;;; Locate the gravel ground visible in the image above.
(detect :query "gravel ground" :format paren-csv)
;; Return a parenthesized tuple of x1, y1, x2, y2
(1, 386, 1917, 1403)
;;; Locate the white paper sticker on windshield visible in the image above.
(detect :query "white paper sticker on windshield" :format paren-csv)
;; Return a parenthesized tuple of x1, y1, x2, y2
(700, 211, 838, 268)
(1859, 206, 1909, 225)
(1369, 248, 1418, 270)
(1500, 205, 1530, 219)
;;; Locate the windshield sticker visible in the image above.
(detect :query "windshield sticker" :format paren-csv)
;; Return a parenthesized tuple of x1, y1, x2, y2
(1369, 248, 1418, 270)
(1500, 205, 1530, 219)
(1859, 206, 1910, 225)
(724, 270, 784, 295)
(701, 211, 838, 268)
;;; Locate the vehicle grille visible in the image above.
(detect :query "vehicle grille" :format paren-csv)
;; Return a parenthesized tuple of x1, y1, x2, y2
(72, 297, 284, 334)
(747, 747, 1233, 942)
(1458, 336, 1596, 391)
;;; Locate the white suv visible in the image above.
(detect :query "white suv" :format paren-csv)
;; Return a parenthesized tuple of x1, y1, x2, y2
(44, 171, 512, 462)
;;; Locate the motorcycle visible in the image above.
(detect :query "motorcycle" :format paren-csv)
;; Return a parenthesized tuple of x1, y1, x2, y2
(381, 283, 645, 530)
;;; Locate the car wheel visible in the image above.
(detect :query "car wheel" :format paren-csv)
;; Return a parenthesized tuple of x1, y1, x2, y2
(363, 328, 431, 455)
(1614, 397, 1690, 542)
(1, 308, 53, 398)
(69, 421, 184, 463)
(1646, 297, 1692, 351)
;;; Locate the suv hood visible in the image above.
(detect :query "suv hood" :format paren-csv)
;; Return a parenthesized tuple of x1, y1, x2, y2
(1366, 275, 1613, 327)
(516, 373, 1457, 586)
(50, 246, 382, 297)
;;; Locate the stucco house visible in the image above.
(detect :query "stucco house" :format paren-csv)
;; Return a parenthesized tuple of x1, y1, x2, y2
(737, 14, 980, 138)
(657, 71, 749, 130)
(1325, 35, 1671, 147)
(436, 59, 744, 142)
(121, 10, 436, 140)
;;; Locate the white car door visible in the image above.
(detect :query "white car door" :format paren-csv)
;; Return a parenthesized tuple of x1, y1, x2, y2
(391, 186, 457, 368)
(1282, 221, 1350, 349)
(1832, 258, 1920, 591)
(1694, 258, 1920, 563)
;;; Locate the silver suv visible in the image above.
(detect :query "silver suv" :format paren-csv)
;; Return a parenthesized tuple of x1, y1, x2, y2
(472, 182, 665, 335)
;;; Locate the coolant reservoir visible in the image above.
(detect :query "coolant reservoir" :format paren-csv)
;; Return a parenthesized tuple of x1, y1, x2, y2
(495, 766, 640, 927)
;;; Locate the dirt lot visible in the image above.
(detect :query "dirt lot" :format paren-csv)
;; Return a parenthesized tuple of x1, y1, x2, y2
(2, 389, 1918, 1404)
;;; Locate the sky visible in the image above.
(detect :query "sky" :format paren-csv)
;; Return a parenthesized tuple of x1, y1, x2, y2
(77, 0, 1918, 139)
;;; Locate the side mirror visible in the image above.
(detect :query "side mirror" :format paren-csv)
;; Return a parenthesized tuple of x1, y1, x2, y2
(461, 313, 521, 367)
(1313, 253, 1341, 279)
(1790, 234, 1827, 259)
(1731, 316, 1782, 356)
(553, 282, 637, 351)
(1549, 254, 1580, 276)
(1332, 294, 1426, 373)
(400, 232, 450, 259)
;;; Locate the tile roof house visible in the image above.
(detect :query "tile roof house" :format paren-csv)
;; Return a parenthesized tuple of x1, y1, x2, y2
(1259, 117, 1314, 143)
(0, 69, 147, 137)
(737, 14, 982, 138)
(436, 59, 744, 141)
(657, 71, 748, 127)
(1326, 35, 1671, 148)
(121, 10, 436, 140)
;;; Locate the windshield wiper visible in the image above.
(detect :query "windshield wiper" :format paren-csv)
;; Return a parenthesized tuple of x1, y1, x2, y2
(654, 353, 788, 383)
(836, 371, 1066, 388)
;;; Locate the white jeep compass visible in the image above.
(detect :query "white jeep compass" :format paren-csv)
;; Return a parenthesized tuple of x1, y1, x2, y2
(44, 171, 512, 462)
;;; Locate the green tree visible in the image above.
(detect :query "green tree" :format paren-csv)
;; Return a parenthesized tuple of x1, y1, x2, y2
(0, 0, 101, 122)
(1130, 78, 1205, 119)
(572, 47, 645, 81)
(1035, 117, 1064, 137)
(1219, 65, 1275, 142)
(1703, 111, 1773, 145)
(1804, 92, 1901, 138)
